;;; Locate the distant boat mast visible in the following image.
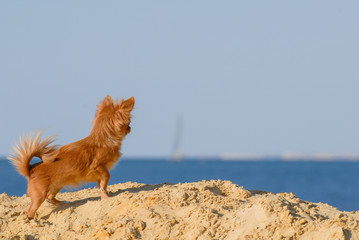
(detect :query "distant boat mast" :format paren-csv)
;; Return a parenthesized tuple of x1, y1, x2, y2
(171, 116, 184, 161)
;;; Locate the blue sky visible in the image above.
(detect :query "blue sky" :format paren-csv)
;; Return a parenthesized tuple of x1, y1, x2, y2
(1, 1, 358, 157)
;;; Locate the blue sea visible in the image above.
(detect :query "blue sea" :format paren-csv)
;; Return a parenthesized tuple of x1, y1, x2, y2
(1, 158, 358, 212)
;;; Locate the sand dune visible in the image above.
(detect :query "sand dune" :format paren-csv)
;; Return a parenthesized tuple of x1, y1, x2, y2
(0, 180, 358, 239)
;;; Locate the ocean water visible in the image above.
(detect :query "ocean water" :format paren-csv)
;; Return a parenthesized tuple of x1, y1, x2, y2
(0, 158, 358, 212)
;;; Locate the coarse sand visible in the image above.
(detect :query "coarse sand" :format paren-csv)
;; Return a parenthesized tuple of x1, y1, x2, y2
(0, 180, 358, 239)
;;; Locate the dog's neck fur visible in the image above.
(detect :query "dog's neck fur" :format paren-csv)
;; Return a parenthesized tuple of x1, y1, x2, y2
(87, 118, 125, 149)
(87, 129, 123, 148)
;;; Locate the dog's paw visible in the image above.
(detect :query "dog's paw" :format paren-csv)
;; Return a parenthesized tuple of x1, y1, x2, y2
(46, 199, 66, 206)
(29, 219, 42, 227)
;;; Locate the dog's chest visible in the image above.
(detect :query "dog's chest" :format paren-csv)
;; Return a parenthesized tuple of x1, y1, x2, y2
(100, 149, 121, 169)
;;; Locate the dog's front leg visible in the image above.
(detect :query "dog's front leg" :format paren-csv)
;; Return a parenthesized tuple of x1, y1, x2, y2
(95, 165, 110, 199)
(99, 186, 109, 198)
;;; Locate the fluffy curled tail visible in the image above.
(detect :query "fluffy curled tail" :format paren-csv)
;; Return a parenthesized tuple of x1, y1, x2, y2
(7, 131, 58, 178)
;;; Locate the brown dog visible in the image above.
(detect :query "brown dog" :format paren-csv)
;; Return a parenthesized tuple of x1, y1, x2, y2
(8, 95, 135, 219)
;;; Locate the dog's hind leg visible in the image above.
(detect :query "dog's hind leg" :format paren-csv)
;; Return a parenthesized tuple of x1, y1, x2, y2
(27, 185, 47, 219)
(47, 187, 63, 205)
(95, 165, 111, 199)
(28, 196, 46, 219)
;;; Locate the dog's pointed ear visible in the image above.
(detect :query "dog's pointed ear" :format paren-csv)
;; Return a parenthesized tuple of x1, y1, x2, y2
(102, 95, 114, 106)
(97, 95, 114, 109)
(119, 96, 135, 112)
(93, 95, 114, 122)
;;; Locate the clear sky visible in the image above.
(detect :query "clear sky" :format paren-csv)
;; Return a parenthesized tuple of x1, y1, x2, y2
(1, 1, 358, 158)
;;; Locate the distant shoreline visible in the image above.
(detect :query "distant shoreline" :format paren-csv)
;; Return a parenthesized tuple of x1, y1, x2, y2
(2, 155, 359, 162)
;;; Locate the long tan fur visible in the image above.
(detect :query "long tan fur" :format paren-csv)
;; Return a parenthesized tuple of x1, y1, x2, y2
(7, 95, 135, 219)
(8, 131, 58, 178)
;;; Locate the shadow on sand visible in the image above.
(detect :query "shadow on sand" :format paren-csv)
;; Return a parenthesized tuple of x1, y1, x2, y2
(42, 182, 174, 220)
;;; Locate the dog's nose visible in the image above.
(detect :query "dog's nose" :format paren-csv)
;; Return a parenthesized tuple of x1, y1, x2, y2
(127, 126, 131, 133)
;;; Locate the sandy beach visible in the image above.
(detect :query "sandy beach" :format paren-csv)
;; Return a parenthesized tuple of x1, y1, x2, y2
(0, 180, 358, 239)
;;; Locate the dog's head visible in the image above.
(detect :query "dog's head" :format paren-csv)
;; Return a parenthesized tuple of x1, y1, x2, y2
(92, 95, 135, 143)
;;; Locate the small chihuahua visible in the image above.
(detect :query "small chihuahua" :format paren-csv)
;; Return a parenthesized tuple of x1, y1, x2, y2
(8, 95, 135, 219)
